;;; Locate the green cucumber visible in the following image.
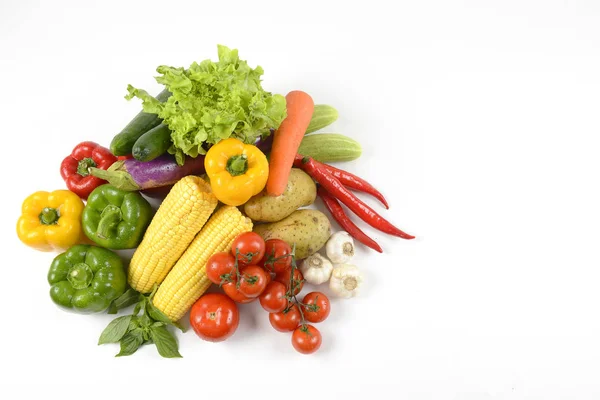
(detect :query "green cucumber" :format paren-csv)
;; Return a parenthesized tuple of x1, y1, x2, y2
(110, 89, 171, 156)
(132, 123, 172, 162)
(306, 104, 338, 134)
(298, 133, 362, 162)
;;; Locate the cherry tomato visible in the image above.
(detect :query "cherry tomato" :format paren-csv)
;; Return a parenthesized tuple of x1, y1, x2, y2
(292, 324, 322, 354)
(206, 252, 237, 285)
(264, 270, 273, 285)
(275, 268, 304, 295)
(189, 293, 239, 342)
(261, 239, 292, 274)
(231, 232, 265, 266)
(301, 292, 330, 323)
(238, 265, 268, 298)
(259, 281, 288, 313)
(222, 282, 255, 304)
(269, 304, 301, 332)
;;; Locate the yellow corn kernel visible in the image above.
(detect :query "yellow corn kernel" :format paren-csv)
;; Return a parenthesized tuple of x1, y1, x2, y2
(153, 205, 253, 321)
(127, 176, 217, 293)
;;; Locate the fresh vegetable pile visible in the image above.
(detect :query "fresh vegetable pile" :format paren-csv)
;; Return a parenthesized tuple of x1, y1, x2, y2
(16, 45, 414, 357)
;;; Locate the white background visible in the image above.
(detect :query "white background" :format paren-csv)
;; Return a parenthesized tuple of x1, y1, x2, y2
(1, 0, 599, 398)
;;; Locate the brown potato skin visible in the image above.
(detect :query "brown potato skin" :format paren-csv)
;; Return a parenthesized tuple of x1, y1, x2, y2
(244, 169, 316, 223)
(253, 210, 331, 259)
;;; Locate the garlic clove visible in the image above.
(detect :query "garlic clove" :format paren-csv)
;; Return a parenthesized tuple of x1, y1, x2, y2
(329, 264, 362, 298)
(299, 253, 333, 285)
(326, 231, 355, 264)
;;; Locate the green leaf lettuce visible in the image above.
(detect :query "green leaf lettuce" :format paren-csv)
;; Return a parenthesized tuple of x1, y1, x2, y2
(126, 45, 286, 164)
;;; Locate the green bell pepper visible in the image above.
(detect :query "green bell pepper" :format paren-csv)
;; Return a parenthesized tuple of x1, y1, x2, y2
(82, 184, 152, 249)
(48, 244, 127, 313)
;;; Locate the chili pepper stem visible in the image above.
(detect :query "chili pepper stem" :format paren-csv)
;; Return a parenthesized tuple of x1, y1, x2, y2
(299, 154, 390, 209)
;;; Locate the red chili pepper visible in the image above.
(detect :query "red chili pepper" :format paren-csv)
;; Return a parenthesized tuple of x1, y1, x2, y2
(60, 141, 118, 199)
(300, 157, 414, 240)
(318, 186, 383, 253)
(294, 154, 389, 209)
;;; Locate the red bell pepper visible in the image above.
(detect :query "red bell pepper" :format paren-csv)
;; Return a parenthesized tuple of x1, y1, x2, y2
(60, 141, 118, 199)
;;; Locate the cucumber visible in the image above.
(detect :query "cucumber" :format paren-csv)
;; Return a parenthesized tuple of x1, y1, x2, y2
(132, 123, 172, 162)
(306, 104, 338, 134)
(110, 88, 171, 156)
(298, 133, 362, 162)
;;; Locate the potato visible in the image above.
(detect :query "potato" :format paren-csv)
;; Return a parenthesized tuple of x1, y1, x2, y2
(253, 210, 331, 259)
(244, 168, 316, 222)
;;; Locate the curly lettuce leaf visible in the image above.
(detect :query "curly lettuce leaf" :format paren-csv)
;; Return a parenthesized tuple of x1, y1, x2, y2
(126, 45, 286, 164)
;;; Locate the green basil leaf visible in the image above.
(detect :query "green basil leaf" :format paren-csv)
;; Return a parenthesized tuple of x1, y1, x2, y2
(116, 331, 143, 357)
(130, 327, 144, 336)
(98, 315, 132, 345)
(139, 313, 152, 328)
(107, 302, 118, 314)
(133, 296, 147, 316)
(147, 302, 185, 332)
(149, 325, 182, 358)
(128, 316, 140, 331)
(110, 288, 141, 313)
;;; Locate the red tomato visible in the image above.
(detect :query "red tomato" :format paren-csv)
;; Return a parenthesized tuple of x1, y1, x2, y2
(206, 252, 237, 285)
(222, 282, 255, 304)
(259, 281, 288, 313)
(264, 270, 273, 285)
(275, 268, 304, 296)
(261, 239, 292, 274)
(269, 304, 301, 332)
(292, 324, 322, 354)
(238, 265, 268, 298)
(189, 293, 239, 342)
(301, 292, 331, 323)
(231, 232, 265, 266)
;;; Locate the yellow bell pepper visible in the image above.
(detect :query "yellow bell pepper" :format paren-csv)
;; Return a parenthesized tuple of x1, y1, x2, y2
(204, 138, 269, 206)
(16, 190, 85, 252)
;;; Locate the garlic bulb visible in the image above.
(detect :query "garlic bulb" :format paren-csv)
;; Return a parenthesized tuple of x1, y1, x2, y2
(326, 231, 355, 264)
(299, 253, 333, 285)
(329, 264, 363, 298)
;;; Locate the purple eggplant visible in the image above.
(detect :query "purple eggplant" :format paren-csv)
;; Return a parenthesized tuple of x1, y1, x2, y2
(89, 135, 274, 191)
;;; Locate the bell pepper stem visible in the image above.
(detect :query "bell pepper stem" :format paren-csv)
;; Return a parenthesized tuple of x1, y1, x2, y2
(96, 205, 123, 240)
(77, 157, 97, 177)
(39, 207, 59, 225)
(226, 154, 248, 176)
(67, 263, 94, 290)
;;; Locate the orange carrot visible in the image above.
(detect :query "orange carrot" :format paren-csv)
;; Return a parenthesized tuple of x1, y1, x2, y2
(266, 90, 314, 196)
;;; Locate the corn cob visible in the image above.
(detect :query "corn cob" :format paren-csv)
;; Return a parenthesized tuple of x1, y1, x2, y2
(127, 176, 217, 293)
(153, 205, 253, 321)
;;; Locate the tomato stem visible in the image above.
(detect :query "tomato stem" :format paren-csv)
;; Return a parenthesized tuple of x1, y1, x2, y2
(234, 248, 243, 289)
(284, 244, 308, 329)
